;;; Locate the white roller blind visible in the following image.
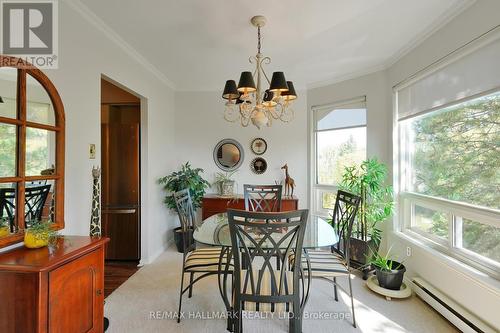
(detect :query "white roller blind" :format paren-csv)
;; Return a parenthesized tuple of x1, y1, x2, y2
(397, 29, 500, 120)
(313, 96, 366, 131)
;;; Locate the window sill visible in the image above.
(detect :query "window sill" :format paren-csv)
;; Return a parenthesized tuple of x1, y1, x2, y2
(390, 230, 500, 292)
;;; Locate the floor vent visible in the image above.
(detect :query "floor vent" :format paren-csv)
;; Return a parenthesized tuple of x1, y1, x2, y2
(411, 277, 497, 333)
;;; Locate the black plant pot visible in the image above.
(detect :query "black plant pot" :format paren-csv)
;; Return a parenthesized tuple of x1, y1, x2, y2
(349, 237, 378, 265)
(375, 261, 406, 290)
(173, 227, 195, 253)
(338, 237, 379, 279)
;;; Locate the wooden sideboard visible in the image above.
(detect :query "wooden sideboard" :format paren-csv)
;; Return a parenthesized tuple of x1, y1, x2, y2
(202, 194, 299, 220)
(0, 236, 109, 333)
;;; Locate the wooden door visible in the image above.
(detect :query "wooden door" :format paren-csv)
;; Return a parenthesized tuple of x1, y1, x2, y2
(101, 104, 140, 260)
(102, 209, 140, 260)
(48, 248, 104, 333)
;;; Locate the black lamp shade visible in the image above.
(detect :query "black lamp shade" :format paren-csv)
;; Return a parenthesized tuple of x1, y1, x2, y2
(263, 89, 273, 101)
(236, 92, 250, 104)
(281, 81, 297, 101)
(262, 89, 276, 107)
(236, 93, 243, 104)
(269, 72, 289, 92)
(237, 71, 256, 93)
(222, 80, 239, 100)
(0, 96, 3, 103)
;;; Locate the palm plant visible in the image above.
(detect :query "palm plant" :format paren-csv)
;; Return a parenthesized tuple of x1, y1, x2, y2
(340, 158, 394, 247)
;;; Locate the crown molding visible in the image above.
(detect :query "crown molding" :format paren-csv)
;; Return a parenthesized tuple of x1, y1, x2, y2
(383, 0, 476, 69)
(64, 0, 475, 93)
(306, 0, 476, 91)
(306, 63, 387, 90)
(63, 0, 176, 90)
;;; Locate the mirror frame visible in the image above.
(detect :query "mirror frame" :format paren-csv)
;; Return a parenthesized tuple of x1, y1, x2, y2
(0, 55, 65, 249)
(213, 138, 244, 172)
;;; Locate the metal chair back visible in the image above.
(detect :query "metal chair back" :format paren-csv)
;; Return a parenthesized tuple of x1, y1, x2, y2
(227, 209, 308, 312)
(330, 190, 361, 267)
(243, 184, 282, 212)
(174, 189, 197, 254)
(0, 185, 51, 231)
(25, 185, 51, 223)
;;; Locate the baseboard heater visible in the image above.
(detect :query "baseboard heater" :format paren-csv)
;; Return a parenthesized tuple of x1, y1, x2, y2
(411, 277, 497, 333)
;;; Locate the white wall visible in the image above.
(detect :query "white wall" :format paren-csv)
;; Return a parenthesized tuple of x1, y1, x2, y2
(2, 0, 498, 327)
(61, 0, 499, 327)
(173, 3, 500, 327)
(307, 71, 391, 165)
(175, 91, 308, 206)
(385, 0, 500, 329)
(45, 1, 177, 264)
(306, 71, 392, 248)
(305, 1, 500, 329)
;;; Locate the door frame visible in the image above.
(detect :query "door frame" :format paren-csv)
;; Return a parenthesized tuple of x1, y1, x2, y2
(100, 75, 145, 262)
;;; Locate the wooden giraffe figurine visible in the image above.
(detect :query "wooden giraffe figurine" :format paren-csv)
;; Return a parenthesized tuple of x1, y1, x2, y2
(281, 164, 295, 197)
(90, 167, 102, 237)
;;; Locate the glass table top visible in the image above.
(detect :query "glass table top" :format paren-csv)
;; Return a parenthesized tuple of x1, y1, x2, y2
(193, 213, 338, 249)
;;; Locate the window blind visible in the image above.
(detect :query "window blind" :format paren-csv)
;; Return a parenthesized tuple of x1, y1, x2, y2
(313, 96, 366, 131)
(396, 28, 500, 120)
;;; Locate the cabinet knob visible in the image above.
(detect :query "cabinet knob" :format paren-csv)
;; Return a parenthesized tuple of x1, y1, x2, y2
(96, 289, 102, 296)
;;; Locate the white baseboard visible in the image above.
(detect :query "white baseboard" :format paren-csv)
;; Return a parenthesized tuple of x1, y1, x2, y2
(139, 237, 173, 266)
(408, 277, 498, 333)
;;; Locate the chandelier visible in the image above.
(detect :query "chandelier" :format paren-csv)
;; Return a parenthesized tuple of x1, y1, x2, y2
(222, 15, 297, 129)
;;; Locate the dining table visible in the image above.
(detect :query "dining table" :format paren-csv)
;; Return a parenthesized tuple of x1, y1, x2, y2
(193, 212, 339, 331)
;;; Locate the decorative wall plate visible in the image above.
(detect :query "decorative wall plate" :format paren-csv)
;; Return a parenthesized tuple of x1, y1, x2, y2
(250, 157, 267, 174)
(250, 138, 267, 155)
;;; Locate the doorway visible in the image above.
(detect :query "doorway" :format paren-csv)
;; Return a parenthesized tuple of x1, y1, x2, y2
(100, 78, 141, 263)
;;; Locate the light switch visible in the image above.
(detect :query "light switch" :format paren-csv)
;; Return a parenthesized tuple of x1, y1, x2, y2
(89, 144, 96, 159)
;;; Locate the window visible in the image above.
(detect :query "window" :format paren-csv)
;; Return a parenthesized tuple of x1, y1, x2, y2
(399, 91, 500, 271)
(0, 56, 65, 248)
(312, 97, 366, 216)
(412, 205, 449, 242)
(395, 31, 500, 276)
(401, 92, 499, 210)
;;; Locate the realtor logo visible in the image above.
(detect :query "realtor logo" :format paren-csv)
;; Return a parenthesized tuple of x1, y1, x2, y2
(1, 0, 58, 68)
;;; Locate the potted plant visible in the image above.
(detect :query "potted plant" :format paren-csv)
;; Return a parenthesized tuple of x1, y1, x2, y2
(339, 158, 394, 275)
(158, 162, 210, 253)
(213, 171, 237, 197)
(368, 247, 406, 290)
(0, 217, 10, 237)
(24, 220, 58, 249)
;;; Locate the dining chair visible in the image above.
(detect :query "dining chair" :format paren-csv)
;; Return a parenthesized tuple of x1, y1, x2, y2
(243, 184, 282, 212)
(289, 190, 361, 327)
(243, 184, 284, 269)
(173, 189, 232, 323)
(0, 185, 52, 231)
(227, 208, 309, 333)
(24, 185, 52, 223)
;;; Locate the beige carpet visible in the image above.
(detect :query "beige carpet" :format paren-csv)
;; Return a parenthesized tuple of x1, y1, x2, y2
(104, 247, 459, 333)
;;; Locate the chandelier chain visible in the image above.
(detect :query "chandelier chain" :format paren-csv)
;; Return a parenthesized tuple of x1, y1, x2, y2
(257, 26, 261, 54)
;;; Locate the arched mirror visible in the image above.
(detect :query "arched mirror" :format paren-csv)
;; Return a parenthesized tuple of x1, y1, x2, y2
(213, 139, 244, 171)
(0, 56, 65, 248)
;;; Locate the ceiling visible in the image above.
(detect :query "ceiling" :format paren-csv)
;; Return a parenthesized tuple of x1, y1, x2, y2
(80, 0, 470, 91)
